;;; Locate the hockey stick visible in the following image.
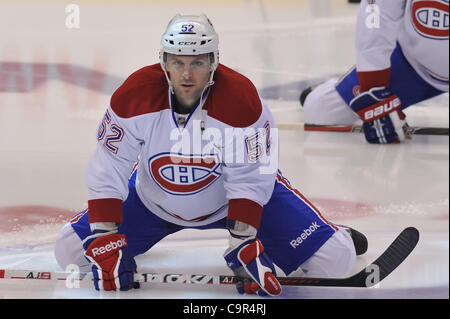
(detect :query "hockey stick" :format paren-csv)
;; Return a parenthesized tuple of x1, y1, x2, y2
(277, 122, 449, 136)
(0, 227, 419, 288)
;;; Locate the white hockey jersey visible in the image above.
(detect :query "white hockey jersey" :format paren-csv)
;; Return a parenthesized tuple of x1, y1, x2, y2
(355, 0, 449, 92)
(85, 63, 278, 229)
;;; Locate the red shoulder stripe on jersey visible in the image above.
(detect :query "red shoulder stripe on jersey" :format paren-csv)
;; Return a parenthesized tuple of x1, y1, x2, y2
(227, 198, 263, 230)
(88, 198, 123, 224)
(204, 64, 263, 128)
(111, 64, 170, 119)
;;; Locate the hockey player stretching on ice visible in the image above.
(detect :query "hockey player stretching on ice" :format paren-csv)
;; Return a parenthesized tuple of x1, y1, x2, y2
(54, 14, 367, 296)
(301, 0, 448, 144)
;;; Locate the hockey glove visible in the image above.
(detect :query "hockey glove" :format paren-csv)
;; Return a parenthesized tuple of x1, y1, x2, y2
(84, 232, 137, 291)
(349, 87, 411, 144)
(223, 221, 281, 296)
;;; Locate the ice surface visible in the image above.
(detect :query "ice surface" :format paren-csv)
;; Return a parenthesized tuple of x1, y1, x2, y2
(0, 0, 448, 301)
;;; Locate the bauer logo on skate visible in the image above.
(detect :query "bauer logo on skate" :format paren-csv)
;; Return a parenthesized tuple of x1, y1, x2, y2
(411, 0, 449, 39)
(148, 152, 221, 195)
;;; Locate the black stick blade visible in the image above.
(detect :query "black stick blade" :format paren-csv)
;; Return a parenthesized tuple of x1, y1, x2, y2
(366, 226, 419, 286)
(277, 227, 420, 287)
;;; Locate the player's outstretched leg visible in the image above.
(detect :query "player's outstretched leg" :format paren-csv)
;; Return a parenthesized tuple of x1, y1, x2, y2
(54, 220, 91, 272)
(301, 79, 359, 125)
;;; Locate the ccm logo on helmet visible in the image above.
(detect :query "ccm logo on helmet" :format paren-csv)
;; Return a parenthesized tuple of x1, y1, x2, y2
(178, 41, 197, 45)
(91, 237, 127, 257)
(360, 96, 401, 121)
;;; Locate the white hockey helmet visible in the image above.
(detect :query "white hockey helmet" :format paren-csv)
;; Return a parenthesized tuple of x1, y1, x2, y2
(161, 14, 219, 65)
(160, 14, 219, 90)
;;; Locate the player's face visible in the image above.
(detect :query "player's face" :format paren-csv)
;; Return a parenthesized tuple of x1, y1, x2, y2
(166, 54, 211, 109)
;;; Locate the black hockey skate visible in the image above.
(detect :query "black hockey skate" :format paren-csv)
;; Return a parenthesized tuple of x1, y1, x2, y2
(299, 86, 313, 107)
(336, 225, 368, 256)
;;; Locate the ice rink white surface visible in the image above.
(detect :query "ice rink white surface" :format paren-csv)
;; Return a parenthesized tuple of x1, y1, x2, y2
(0, 0, 448, 300)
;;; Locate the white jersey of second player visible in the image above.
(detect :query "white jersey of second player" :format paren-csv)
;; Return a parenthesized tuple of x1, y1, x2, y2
(356, 0, 449, 92)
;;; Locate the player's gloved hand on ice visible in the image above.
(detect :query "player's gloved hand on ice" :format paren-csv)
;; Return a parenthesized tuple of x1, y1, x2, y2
(83, 223, 137, 291)
(223, 220, 281, 296)
(349, 87, 411, 144)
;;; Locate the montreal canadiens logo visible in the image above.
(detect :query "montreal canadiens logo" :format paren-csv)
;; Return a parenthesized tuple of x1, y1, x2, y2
(148, 153, 221, 195)
(411, 0, 449, 39)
